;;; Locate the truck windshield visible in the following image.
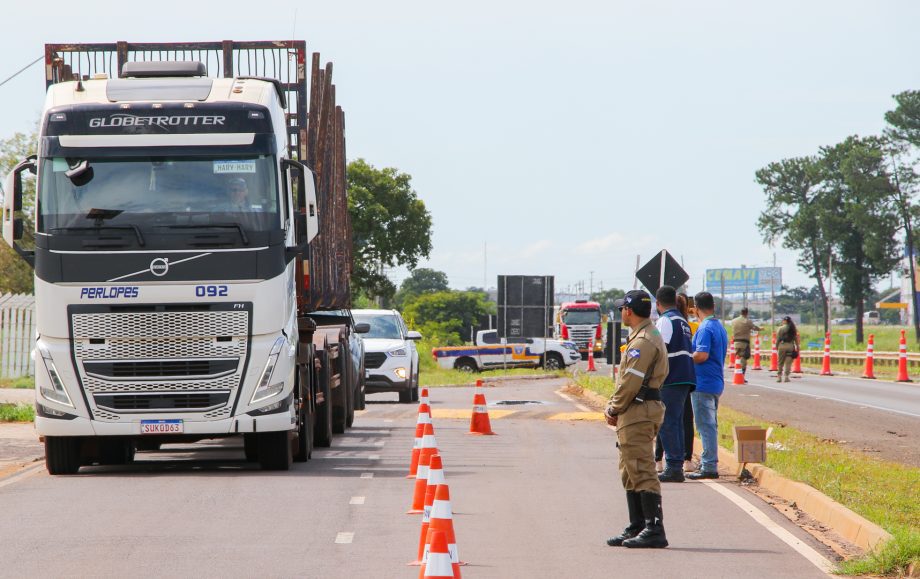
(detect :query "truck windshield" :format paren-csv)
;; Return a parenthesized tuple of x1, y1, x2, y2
(563, 310, 601, 325)
(38, 155, 279, 233)
(352, 313, 402, 339)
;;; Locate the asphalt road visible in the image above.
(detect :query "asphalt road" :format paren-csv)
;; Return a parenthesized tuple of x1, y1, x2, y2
(0, 378, 835, 578)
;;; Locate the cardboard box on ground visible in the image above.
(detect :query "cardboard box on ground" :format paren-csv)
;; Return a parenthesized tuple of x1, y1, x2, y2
(734, 426, 771, 464)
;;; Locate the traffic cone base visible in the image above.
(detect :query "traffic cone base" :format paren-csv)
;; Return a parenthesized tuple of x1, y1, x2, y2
(732, 359, 745, 385)
(769, 332, 779, 372)
(419, 529, 459, 579)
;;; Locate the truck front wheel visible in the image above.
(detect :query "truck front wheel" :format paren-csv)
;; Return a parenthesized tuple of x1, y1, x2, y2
(257, 431, 292, 471)
(45, 437, 81, 475)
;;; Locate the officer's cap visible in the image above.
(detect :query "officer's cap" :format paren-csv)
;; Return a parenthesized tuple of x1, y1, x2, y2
(614, 290, 652, 317)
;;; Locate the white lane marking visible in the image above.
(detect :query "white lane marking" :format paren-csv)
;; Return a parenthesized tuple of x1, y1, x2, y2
(702, 481, 834, 575)
(367, 454, 380, 460)
(360, 472, 374, 479)
(334, 532, 354, 544)
(384, 419, 395, 423)
(0, 463, 45, 490)
(349, 496, 365, 505)
(744, 382, 920, 418)
(375, 441, 386, 447)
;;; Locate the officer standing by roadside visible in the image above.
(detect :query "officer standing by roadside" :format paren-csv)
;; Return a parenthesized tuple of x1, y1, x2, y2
(730, 308, 761, 381)
(605, 290, 669, 549)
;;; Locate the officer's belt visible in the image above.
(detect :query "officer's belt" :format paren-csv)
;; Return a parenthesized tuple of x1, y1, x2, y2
(633, 385, 661, 403)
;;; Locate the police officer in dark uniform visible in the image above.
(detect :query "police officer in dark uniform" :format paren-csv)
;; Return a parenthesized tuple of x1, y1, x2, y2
(605, 290, 669, 549)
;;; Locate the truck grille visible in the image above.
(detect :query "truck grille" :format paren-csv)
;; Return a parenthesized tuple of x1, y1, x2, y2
(568, 326, 596, 349)
(364, 352, 387, 369)
(70, 307, 250, 422)
(93, 391, 230, 412)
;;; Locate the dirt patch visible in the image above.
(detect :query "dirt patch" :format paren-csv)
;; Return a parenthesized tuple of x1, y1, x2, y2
(561, 383, 607, 411)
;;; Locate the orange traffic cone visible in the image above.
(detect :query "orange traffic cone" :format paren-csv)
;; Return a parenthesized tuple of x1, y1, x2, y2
(410, 454, 446, 566)
(586, 339, 597, 372)
(468, 388, 495, 435)
(752, 334, 762, 370)
(732, 357, 745, 385)
(407, 403, 433, 479)
(420, 387, 430, 406)
(769, 332, 778, 372)
(423, 482, 464, 576)
(792, 350, 803, 374)
(409, 424, 438, 513)
(820, 332, 832, 376)
(897, 330, 911, 382)
(419, 530, 457, 579)
(728, 338, 736, 369)
(475, 379, 484, 388)
(863, 334, 876, 379)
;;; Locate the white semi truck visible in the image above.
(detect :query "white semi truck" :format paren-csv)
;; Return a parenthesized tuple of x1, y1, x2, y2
(1, 41, 361, 473)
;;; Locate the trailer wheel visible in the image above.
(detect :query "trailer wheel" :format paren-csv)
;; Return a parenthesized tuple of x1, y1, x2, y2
(314, 351, 334, 448)
(455, 358, 478, 373)
(45, 437, 81, 475)
(257, 431, 292, 471)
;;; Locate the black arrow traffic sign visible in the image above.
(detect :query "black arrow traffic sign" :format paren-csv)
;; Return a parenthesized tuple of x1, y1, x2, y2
(635, 250, 689, 294)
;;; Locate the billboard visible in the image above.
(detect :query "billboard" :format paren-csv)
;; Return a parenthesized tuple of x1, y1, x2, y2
(705, 267, 782, 294)
(497, 275, 554, 339)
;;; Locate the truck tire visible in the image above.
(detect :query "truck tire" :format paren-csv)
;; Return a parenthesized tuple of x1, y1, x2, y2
(345, 350, 356, 428)
(45, 436, 81, 475)
(331, 340, 348, 434)
(455, 358, 478, 373)
(544, 353, 564, 371)
(293, 372, 313, 463)
(355, 362, 367, 411)
(257, 431, 292, 471)
(314, 351, 334, 448)
(243, 433, 259, 462)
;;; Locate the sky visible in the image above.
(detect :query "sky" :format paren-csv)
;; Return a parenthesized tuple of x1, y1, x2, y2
(2, 0, 919, 296)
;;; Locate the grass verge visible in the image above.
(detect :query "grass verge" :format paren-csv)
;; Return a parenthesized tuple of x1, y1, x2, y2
(0, 403, 34, 422)
(574, 374, 920, 576)
(420, 366, 564, 387)
(0, 377, 34, 389)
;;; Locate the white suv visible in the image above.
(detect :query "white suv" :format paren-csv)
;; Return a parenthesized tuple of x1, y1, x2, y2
(353, 309, 421, 403)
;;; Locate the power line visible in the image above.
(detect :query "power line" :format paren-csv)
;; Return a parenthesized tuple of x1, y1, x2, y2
(0, 56, 43, 90)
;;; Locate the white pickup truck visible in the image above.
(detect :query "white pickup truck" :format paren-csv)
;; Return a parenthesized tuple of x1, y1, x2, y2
(432, 330, 581, 372)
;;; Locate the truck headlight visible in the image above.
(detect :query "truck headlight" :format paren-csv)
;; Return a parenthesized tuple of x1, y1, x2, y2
(389, 348, 407, 357)
(37, 344, 74, 408)
(250, 336, 287, 404)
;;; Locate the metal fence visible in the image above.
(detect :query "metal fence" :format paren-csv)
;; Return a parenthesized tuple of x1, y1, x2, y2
(0, 294, 35, 378)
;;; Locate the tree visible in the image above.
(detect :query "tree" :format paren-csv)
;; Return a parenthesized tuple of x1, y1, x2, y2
(347, 159, 433, 304)
(394, 267, 449, 309)
(819, 136, 900, 343)
(402, 291, 495, 344)
(0, 131, 38, 294)
(589, 288, 626, 313)
(756, 156, 833, 332)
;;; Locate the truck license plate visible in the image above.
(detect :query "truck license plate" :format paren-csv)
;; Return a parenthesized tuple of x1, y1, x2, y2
(140, 420, 184, 434)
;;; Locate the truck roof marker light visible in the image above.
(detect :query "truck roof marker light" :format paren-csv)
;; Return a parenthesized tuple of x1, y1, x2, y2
(119, 103, 131, 109)
(248, 111, 264, 119)
(151, 103, 162, 109)
(50, 113, 66, 122)
(183, 102, 195, 109)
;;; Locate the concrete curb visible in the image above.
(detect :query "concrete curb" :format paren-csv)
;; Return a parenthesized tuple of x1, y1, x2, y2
(699, 439, 892, 553)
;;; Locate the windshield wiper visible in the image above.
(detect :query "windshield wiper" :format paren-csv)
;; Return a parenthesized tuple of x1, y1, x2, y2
(163, 223, 250, 246)
(51, 224, 146, 247)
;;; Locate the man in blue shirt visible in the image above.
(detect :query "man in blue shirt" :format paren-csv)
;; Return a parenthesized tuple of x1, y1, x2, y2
(688, 291, 728, 479)
(654, 285, 696, 483)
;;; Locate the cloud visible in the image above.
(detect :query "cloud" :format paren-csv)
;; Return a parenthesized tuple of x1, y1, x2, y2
(576, 233, 658, 255)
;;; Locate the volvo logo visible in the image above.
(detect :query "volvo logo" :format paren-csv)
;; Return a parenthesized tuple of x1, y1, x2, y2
(150, 258, 170, 277)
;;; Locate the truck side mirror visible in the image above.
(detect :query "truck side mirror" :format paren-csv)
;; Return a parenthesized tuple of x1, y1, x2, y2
(281, 158, 318, 246)
(2, 157, 37, 265)
(354, 323, 370, 334)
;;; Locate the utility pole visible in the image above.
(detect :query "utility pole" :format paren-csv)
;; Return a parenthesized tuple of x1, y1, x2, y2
(483, 242, 487, 290)
(771, 253, 776, 330)
(720, 272, 725, 321)
(589, 271, 594, 295)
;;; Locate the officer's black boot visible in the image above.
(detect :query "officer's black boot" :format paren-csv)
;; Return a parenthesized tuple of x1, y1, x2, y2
(606, 491, 644, 546)
(622, 491, 668, 548)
